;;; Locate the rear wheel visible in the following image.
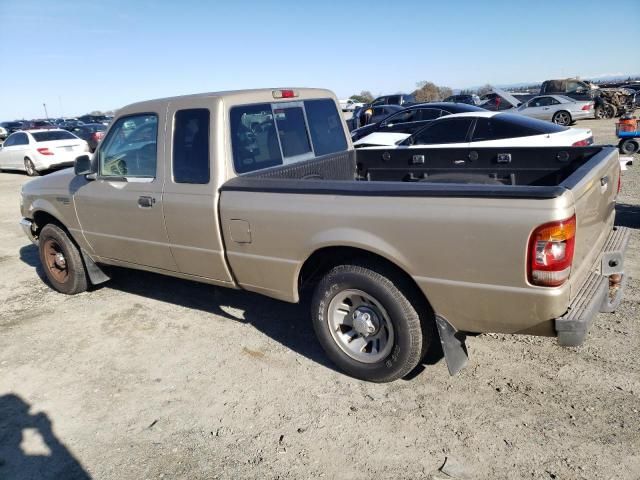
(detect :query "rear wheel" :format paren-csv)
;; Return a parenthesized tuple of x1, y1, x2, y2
(311, 261, 430, 382)
(552, 110, 572, 126)
(619, 138, 640, 155)
(595, 103, 616, 119)
(38, 224, 88, 295)
(24, 157, 39, 176)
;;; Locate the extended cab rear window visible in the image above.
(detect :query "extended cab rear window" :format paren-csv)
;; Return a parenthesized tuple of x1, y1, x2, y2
(230, 99, 347, 174)
(32, 131, 77, 142)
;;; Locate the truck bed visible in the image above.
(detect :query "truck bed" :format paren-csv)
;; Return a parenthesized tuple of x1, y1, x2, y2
(223, 146, 612, 199)
(220, 145, 619, 337)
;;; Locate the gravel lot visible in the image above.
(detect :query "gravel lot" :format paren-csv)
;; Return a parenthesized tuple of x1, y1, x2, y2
(0, 118, 638, 479)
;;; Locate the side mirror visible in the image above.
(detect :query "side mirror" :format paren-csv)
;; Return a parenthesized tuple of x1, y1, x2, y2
(74, 155, 93, 176)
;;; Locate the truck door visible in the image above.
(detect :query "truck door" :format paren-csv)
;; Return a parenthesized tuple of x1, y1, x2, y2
(73, 112, 178, 271)
(161, 100, 234, 284)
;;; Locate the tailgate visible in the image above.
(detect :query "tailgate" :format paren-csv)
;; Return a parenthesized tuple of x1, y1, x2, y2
(564, 147, 620, 297)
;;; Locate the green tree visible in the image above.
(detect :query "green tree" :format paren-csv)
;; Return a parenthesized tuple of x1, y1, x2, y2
(349, 91, 374, 103)
(414, 81, 453, 102)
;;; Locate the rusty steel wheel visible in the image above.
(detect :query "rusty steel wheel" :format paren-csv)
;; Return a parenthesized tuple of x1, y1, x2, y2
(43, 238, 70, 284)
(38, 223, 88, 295)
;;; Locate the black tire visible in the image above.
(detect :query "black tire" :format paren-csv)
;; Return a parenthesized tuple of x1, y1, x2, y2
(619, 138, 640, 155)
(24, 157, 40, 176)
(38, 224, 88, 295)
(552, 110, 572, 126)
(311, 261, 430, 382)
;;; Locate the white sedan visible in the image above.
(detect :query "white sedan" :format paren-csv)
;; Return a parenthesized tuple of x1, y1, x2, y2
(0, 129, 89, 176)
(353, 112, 593, 149)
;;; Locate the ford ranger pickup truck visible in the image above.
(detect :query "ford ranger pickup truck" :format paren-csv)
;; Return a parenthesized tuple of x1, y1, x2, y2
(19, 88, 630, 382)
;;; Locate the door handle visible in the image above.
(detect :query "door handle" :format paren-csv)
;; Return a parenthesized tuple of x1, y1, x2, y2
(138, 196, 155, 208)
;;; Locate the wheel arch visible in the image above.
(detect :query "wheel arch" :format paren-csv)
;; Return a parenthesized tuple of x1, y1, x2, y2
(297, 245, 433, 314)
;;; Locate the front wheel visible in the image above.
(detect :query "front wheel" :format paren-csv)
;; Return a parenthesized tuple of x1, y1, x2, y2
(311, 262, 429, 382)
(24, 157, 40, 176)
(38, 224, 88, 294)
(552, 110, 572, 126)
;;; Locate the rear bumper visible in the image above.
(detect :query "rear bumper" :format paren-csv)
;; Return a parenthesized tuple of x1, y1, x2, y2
(555, 226, 631, 346)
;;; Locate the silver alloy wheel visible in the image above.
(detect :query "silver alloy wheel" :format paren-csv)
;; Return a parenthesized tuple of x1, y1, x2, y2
(327, 289, 394, 363)
(554, 112, 570, 125)
(24, 158, 36, 176)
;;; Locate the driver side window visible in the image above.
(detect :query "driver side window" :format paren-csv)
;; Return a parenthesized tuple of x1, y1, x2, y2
(98, 113, 158, 178)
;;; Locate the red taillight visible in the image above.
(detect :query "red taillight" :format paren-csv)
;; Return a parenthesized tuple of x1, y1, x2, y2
(37, 147, 54, 155)
(528, 215, 576, 287)
(572, 137, 593, 147)
(582, 104, 592, 111)
(91, 132, 104, 141)
(272, 89, 298, 99)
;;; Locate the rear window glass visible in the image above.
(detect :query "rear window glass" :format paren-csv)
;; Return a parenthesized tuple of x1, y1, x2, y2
(173, 108, 210, 184)
(411, 118, 473, 145)
(230, 99, 347, 174)
(32, 131, 77, 142)
(274, 105, 312, 158)
(304, 99, 348, 156)
(472, 114, 567, 142)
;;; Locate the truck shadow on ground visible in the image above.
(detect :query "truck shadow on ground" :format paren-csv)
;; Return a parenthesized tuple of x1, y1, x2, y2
(0, 394, 91, 480)
(19, 243, 443, 379)
(615, 203, 640, 229)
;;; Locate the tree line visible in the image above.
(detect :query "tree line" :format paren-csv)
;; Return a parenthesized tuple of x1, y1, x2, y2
(349, 81, 494, 104)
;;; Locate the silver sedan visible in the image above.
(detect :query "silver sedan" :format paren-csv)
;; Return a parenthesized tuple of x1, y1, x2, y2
(515, 95, 594, 126)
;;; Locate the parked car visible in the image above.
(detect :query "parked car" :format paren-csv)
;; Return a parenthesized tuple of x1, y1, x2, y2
(339, 99, 364, 112)
(479, 87, 523, 111)
(60, 119, 85, 130)
(1, 121, 27, 134)
(347, 104, 404, 131)
(353, 112, 593, 148)
(30, 120, 56, 130)
(515, 95, 594, 125)
(350, 102, 486, 141)
(0, 129, 89, 176)
(443, 94, 481, 105)
(370, 93, 415, 107)
(18, 88, 628, 383)
(540, 78, 635, 119)
(67, 123, 106, 152)
(78, 115, 110, 126)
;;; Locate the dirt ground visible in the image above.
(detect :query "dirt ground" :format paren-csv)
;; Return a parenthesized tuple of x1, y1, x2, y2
(0, 118, 638, 479)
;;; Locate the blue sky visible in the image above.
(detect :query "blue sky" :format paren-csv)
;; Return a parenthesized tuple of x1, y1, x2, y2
(1, 0, 638, 119)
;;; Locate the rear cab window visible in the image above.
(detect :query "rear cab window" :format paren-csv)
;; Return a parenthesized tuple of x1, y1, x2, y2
(230, 98, 347, 174)
(172, 108, 210, 184)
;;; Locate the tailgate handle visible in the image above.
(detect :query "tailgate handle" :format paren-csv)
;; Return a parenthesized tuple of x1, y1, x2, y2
(600, 176, 609, 189)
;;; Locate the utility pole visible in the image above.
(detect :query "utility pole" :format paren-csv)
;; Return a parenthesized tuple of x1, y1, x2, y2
(43, 103, 49, 120)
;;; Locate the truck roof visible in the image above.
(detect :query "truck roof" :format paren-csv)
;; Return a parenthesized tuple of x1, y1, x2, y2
(118, 88, 336, 114)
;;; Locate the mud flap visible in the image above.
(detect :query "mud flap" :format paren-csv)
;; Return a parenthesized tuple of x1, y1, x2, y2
(80, 250, 110, 285)
(435, 315, 469, 376)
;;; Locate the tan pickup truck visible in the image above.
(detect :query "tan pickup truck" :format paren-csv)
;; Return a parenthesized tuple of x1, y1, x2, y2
(19, 88, 630, 382)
